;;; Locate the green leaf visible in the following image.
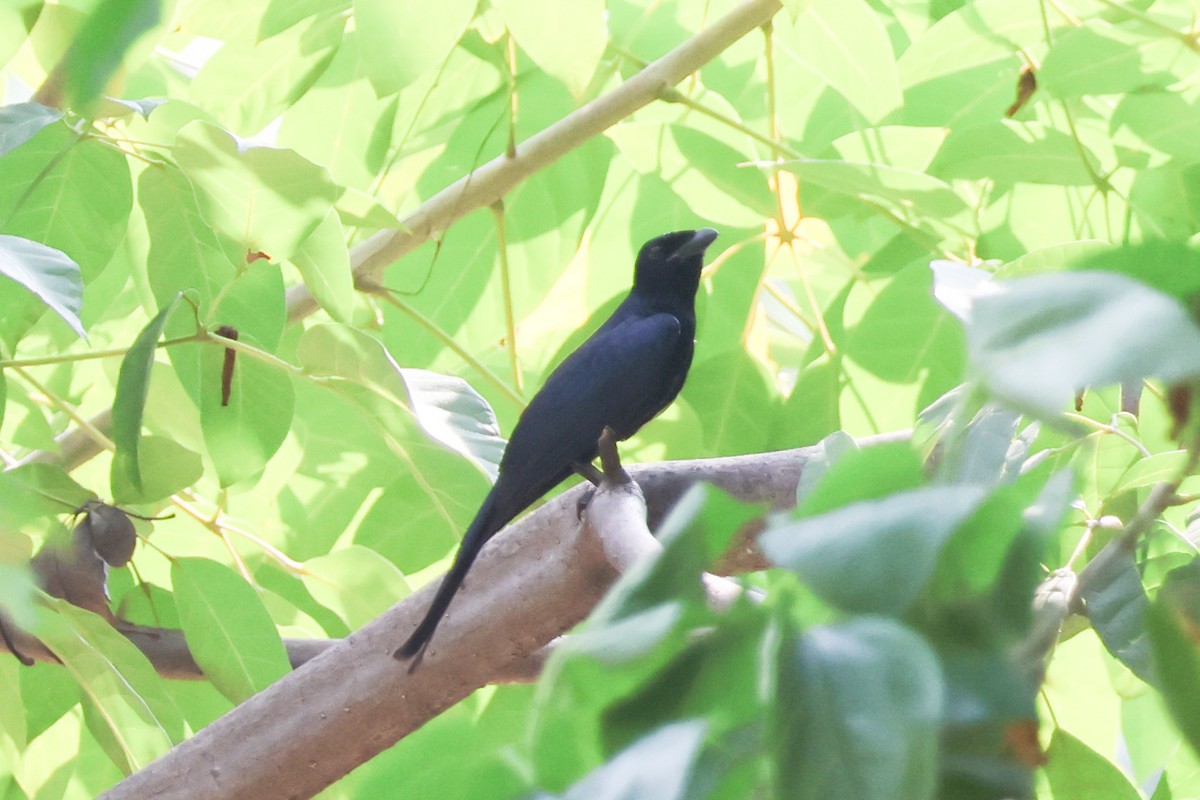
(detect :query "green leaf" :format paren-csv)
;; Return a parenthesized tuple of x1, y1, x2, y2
(996, 240, 1111, 278)
(546, 485, 759, 758)
(607, 124, 771, 226)
(111, 294, 182, 494)
(0, 562, 38, 629)
(1128, 163, 1200, 240)
(681, 351, 778, 457)
(0, 463, 91, 552)
(96, 96, 164, 120)
(495, 0, 605, 97)
(898, 0, 1041, 87)
(198, 331, 295, 488)
(173, 121, 339, 265)
(828, 125, 949, 173)
(355, 0, 475, 95)
(846, 263, 965, 385)
(110, 434, 203, 505)
(1147, 598, 1200, 760)
(61, 0, 160, 112)
(32, 598, 182, 774)
(585, 485, 760, 633)
(188, 14, 344, 135)
(931, 121, 1098, 186)
(793, 430, 857, 505)
(302, 546, 411, 630)
(600, 607, 772, 755)
(560, 720, 708, 800)
(762, 485, 987, 615)
(1113, 93, 1200, 168)
(0, 102, 62, 158)
(783, 158, 969, 222)
(926, 402, 1024, 485)
(1043, 729, 1142, 799)
(0, 121, 133, 280)
(1069, 240, 1200, 302)
(289, 207, 355, 323)
(1113, 451, 1189, 494)
(1080, 547, 1156, 684)
(0, 234, 85, 338)
(0, 0, 40, 72)
(298, 323, 505, 480)
(0, 655, 27, 751)
(967, 271, 1200, 416)
(260, 0, 348, 39)
(1040, 24, 1181, 99)
(671, 127, 776, 220)
(930, 470, 1049, 600)
(275, 36, 400, 192)
(211, 261, 287, 352)
(780, 359, 843, 447)
(172, 557, 291, 703)
(787, 0, 903, 122)
(138, 163, 238, 316)
(776, 618, 943, 800)
(796, 440, 927, 516)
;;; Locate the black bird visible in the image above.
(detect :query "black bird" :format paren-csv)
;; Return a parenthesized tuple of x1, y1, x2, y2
(394, 228, 719, 665)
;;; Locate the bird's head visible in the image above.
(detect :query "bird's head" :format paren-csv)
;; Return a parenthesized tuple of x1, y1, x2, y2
(632, 228, 719, 300)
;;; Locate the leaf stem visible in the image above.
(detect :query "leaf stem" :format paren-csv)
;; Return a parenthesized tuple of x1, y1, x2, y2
(1062, 412, 1152, 457)
(1090, 0, 1200, 51)
(490, 202, 523, 393)
(11, 367, 115, 452)
(206, 332, 304, 376)
(371, 287, 524, 409)
(0, 333, 205, 369)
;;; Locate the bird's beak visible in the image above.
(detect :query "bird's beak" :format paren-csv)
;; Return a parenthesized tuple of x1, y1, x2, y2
(669, 228, 719, 260)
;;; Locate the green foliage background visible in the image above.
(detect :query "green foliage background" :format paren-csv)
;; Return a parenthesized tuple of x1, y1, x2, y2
(1, 0, 1199, 797)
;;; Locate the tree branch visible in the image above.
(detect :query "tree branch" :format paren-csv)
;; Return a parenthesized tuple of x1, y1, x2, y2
(286, 0, 784, 320)
(96, 434, 903, 800)
(8, 433, 907, 680)
(1012, 422, 1200, 680)
(99, 470, 623, 800)
(11, 0, 784, 477)
(0, 621, 334, 679)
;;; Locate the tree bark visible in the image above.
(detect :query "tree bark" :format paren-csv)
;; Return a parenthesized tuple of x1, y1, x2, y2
(97, 434, 907, 799)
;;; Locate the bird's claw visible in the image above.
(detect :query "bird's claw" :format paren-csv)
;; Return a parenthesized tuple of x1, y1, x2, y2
(576, 487, 596, 520)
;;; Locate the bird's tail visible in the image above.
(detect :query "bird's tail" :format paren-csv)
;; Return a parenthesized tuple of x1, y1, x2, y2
(393, 489, 506, 668)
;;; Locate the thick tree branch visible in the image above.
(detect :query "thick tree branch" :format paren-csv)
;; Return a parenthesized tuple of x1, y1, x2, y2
(5, 435, 905, 680)
(97, 435, 905, 800)
(99, 472, 624, 800)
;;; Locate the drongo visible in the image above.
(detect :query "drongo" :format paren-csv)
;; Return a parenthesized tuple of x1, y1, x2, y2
(394, 227, 719, 665)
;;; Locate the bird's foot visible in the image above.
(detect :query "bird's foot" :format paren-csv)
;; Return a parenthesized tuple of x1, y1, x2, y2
(576, 487, 596, 520)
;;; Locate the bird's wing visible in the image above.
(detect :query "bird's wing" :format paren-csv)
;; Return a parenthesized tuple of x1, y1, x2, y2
(498, 311, 685, 498)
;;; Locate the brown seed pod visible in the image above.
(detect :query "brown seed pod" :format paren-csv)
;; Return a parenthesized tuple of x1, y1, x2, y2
(216, 325, 239, 407)
(1168, 382, 1193, 438)
(77, 501, 138, 567)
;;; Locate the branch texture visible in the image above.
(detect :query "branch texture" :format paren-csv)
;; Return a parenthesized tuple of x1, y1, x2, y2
(97, 435, 910, 800)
